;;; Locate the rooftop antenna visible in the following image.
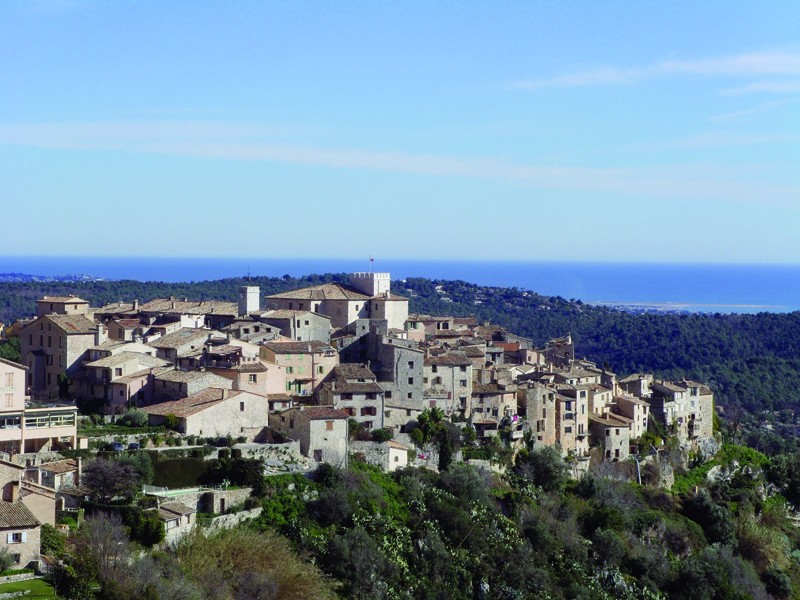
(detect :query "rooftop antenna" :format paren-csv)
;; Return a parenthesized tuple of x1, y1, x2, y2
(368, 254, 374, 273)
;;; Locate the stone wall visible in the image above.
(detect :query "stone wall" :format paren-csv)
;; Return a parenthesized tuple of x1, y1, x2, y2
(206, 507, 263, 532)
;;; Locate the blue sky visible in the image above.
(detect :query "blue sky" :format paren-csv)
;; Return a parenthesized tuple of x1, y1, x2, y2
(1, 1, 798, 262)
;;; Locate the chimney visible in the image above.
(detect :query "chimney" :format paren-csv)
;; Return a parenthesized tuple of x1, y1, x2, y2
(221, 388, 227, 399)
(76, 456, 82, 486)
(133, 299, 139, 311)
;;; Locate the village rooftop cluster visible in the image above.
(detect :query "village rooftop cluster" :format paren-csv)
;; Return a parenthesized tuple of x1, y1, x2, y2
(0, 271, 715, 569)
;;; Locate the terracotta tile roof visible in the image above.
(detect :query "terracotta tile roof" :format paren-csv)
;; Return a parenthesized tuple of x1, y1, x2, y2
(38, 459, 77, 475)
(326, 381, 384, 394)
(589, 413, 633, 427)
(154, 370, 227, 384)
(260, 309, 314, 319)
(424, 354, 472, 367)
(149, 328, 214, 350)
(297, 406, 349, 420)
(0, 501, 40, 528)
(113, 319, 142, 329)
(143, 388, 242, 418)
(139, 298, 238, 316)
(158, 502, 197, 519)
(267, 282, 370, 301)
(46, 314, 97, 334)
(38, 296, 88, 304)
(85, 352, 168, 369)
(332, 363, 376, 381)
(261, 340, 333, 354)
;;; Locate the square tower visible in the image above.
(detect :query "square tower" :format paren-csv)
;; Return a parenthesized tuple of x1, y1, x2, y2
(238, 286, 260, 316)
(349, 272, 390, 297)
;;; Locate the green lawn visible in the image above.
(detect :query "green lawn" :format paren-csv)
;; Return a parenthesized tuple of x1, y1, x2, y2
(0, 577, 56, 597)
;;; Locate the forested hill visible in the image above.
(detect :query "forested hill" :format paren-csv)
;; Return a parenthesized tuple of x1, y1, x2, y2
(3, 274, 800, 412)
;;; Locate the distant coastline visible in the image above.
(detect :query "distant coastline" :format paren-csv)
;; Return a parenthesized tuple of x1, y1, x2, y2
(1, 256, 799, 314)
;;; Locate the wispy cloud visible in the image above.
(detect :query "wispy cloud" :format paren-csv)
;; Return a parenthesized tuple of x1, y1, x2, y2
(723, 80, 800, 95)
(515, 51, 800, 90)
(0, 120, 796, 206)
(708, 99, 796, 122)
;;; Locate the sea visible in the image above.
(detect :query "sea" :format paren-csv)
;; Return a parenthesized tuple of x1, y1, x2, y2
(1, 256, 799, 314)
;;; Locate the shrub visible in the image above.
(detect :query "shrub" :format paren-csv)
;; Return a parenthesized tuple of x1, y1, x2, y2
(117, 409, 149, 428)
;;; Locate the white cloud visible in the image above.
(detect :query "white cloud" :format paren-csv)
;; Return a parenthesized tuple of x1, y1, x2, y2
(516, 51, 800, 90)
(708, 99, 795, 122)
(723, 80, 800, 95)
(0, 120, 797, 206)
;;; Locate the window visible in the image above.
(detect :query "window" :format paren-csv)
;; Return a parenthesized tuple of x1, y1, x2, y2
(431, 365, 437, 373)
(119, 390, 124, 397)
(460, 365, 467, 372)
(564, 426, 572, 433)
(46, 355, 53, 366)
(289, 419, 295, 428)
(299, 304, 304, 310)
(248, 374, 257, 383)
(385, 391, 392, 399)
(4, 373, 12, 387)
(407, 392, 412, 399)
(114, 368, 122, 377)
(240, 402, 245, 412)
(342, 393, 353, 400)
(7, 532, 23, 544)
(460, 379, 467, 387)
(286, 367, 293, 374)
(305, 320, 309, 326)
(406, 409, 412, 416)
(317, 366, 323, 374)
(407, 361, 414, 369)
(363, 421, 373, 429)
(47, 336, 51, 347)
(4, 395, 12, 408)
(407, 377, 413, 385)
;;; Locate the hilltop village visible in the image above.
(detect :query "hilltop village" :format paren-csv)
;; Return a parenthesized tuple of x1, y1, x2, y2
(0, 271, 716, 572)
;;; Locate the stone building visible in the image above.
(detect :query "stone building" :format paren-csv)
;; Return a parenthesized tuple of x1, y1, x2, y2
(317, 364, 385, 430)
(144, 388, 269, 440)
(20, 308, 104, 400)
(269, 406, 349, 466)
(265, 272, 408, 330)
(259, 341, 338, 398)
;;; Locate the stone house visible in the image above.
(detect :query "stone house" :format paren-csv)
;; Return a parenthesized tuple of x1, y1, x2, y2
(0, 501, 40, 569)
(265, 272, 408, 330)
(259, 341, 339, 398)
(556, 387, 589, 458)
(144, 389, 269, 440)
(649, 380, 691, 442)
(517, 382, 557, 448)
(317, 364, 385, 430)
(471, 382, 518, 438)
(152, 369, 233, 403)
(676, 380, 714, 441)
(149, 328, 217, 363)
(20, 310, 104, 400)
(423, 353, 473, 417)
(257, 310, 332, 343)
(589, 413, 632, 461)
(350, 440, 409, 472)
(269, 406, 349, 466)
(613, 395, 650, 440)
(83, 352, 171, 411)
(157, 501, 196, 546)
